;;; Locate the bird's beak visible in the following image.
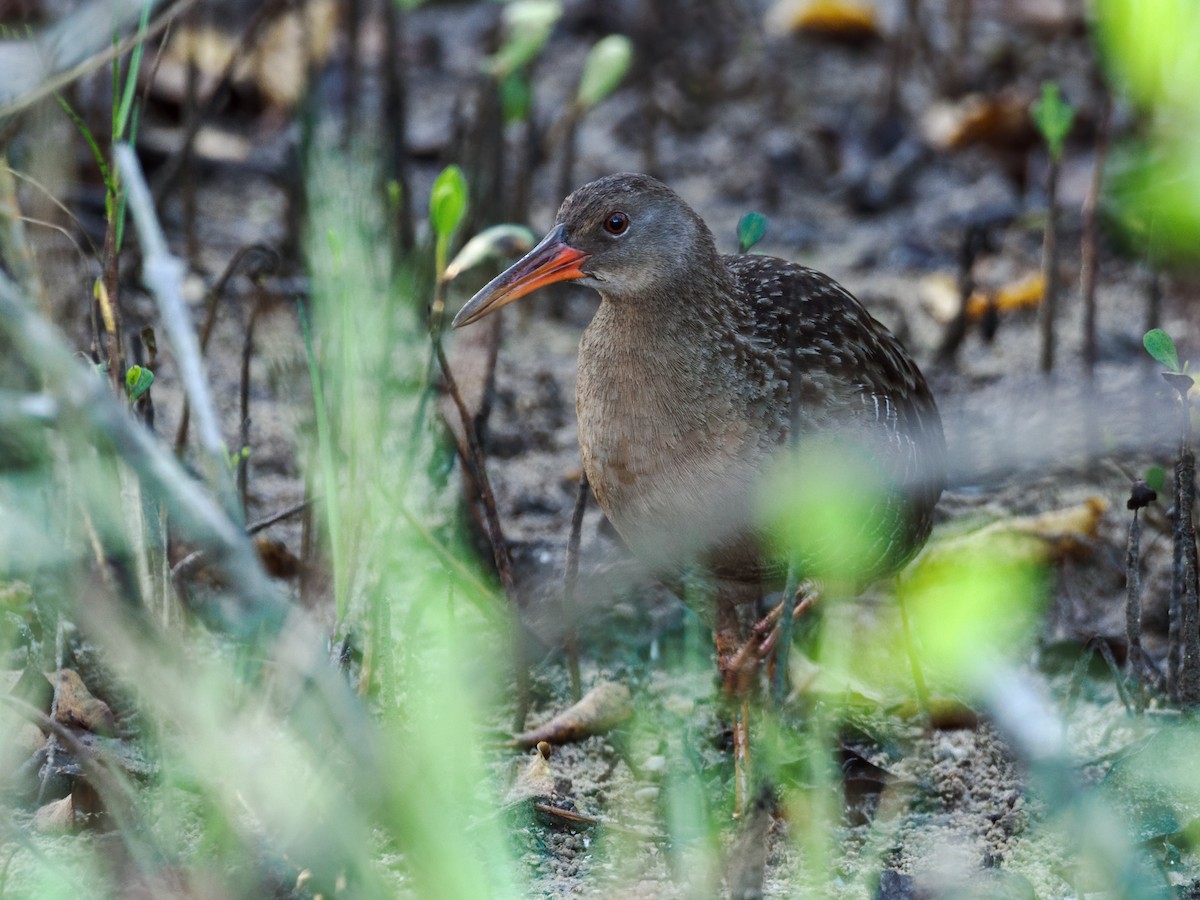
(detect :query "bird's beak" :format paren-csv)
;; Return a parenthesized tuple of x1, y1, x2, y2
(451, 224, 589, 328)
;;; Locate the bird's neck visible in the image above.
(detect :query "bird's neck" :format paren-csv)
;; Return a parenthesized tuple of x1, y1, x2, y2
(584, 274, 761, 384)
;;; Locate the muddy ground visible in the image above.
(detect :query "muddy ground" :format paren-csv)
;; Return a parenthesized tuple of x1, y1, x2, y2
(8, 0, 1200, 896)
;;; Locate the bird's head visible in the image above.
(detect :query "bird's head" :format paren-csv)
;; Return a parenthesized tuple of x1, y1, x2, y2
(451, 173, 718, 328)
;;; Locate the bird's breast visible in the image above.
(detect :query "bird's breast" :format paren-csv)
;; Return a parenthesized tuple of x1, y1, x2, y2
(575, 320, 776, 575)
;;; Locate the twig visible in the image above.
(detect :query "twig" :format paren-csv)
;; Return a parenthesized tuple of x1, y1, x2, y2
(238, 294, 270, 517)
(531, 802, 668, 842)
(1039, 156, 1062, 374)
(563, 475, 588, 701)
(1125, 508, 1145, 696)
(247, 498, 315, 535)
(1080, 96, 1112, 379)
(115, 143, 240, 521)
(937, 223, 987, 365)
(174, 243, 278, 454)
(433, 335, 531, 728)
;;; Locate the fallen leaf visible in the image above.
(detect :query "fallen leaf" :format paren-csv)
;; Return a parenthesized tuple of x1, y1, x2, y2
(921, 90, 1036, 152)
(506, 745, 556, 803)
(52, 669, 117, 735)
(511, 681, 632, 748)
(920, 498, 1108, 567)
(768, 0, 880, 42)
(254, 537, 303, 579)
(34, 795, 75, 832)
(920, 272, 1045, 324)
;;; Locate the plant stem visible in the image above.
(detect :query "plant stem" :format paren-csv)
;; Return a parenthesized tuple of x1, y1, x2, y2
(563, 474, 588, 702)
(1124, 507, 1144, 704)
(1080, 97, 1111, 380)
(1039, 157, 1061, 374)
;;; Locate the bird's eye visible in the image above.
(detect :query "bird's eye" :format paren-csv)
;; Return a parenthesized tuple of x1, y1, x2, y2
(603, 212, 629, 235)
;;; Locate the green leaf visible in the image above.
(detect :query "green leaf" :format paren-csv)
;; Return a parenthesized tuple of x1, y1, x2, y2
(429, 166, 468, 241)
(1030, 81, 1075, 161)
(124, 364, 154, 402)
(489, 0, 561, 78)
(737, 212, 767, 253)
(1145, 465, 1166, 494)
(498, 71, 533, 125)
(576, 35, 633, 109)
(1143, 328, 1180, 371)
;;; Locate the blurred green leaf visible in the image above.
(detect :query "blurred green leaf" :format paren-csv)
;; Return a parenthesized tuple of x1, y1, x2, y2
(901, 539, 1046, 684)
(1143, 328, 1180, 371)
(576, 34, 633, 109)
(1145, 465, 1166, 494)
(490, 0, 561, 78)
(1030, 81, 1074, 161)
(498, 71, 533, 125)
(429, 165, 468, 241)
(757, 439, 896, 585)
(737, 212, 767, 253)
(124, 364, 153, 401)
(1095, 0, 1200, 113)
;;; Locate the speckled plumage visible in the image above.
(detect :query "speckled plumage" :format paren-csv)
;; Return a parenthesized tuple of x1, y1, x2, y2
(563, 175, 944, 599)
(454, 173, 945, 628)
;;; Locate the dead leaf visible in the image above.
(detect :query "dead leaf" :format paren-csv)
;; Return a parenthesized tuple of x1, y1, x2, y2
(34, 795, 75, 832)
(254, 537, 303, 579)
(923, 498, 1108, 567)
(511, 681, 632, 749)
(506, 745, 556, 803)
(921, 272, 1045, 324)
(921, 90, 1036, 153)
(52, 669, 117, 735)
(767, 0, 880, 43)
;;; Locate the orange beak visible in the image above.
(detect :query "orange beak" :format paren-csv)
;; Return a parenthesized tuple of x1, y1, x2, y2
(451, 224, 589, 328)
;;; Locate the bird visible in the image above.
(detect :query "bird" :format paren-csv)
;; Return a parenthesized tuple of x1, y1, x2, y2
(452, 173, 945, 696)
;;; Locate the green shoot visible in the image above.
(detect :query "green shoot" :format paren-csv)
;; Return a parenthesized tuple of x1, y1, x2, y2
(737, 212, 768, 253)
(1144, 327, 1182, 372)
(430, 164, 468, 282)
(1031, 81, 1075, 162)
(576, 34, 633, 110)
(123, 363, 154, 402)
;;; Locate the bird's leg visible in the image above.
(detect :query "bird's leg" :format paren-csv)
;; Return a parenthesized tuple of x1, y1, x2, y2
(713, 581, 763, 817)
(754, 581, 820, 664)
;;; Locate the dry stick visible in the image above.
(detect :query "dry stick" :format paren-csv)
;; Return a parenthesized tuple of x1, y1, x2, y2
(1172, 375, 1200, 707)
(434, 335, 531, 728)
(1039, 155, 1062, 374)
(174, 243, 278, 454)
(563, 475, 588, 702)
(1124, 504, 1145, 706)
(1080, 96, 1112, 380)
(98, 205, 125, 395)
(234, 300, 262, 518)
(247, 498, 314, 535)
(937, 223, 986, 366)
(116, 144, 241, 521)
